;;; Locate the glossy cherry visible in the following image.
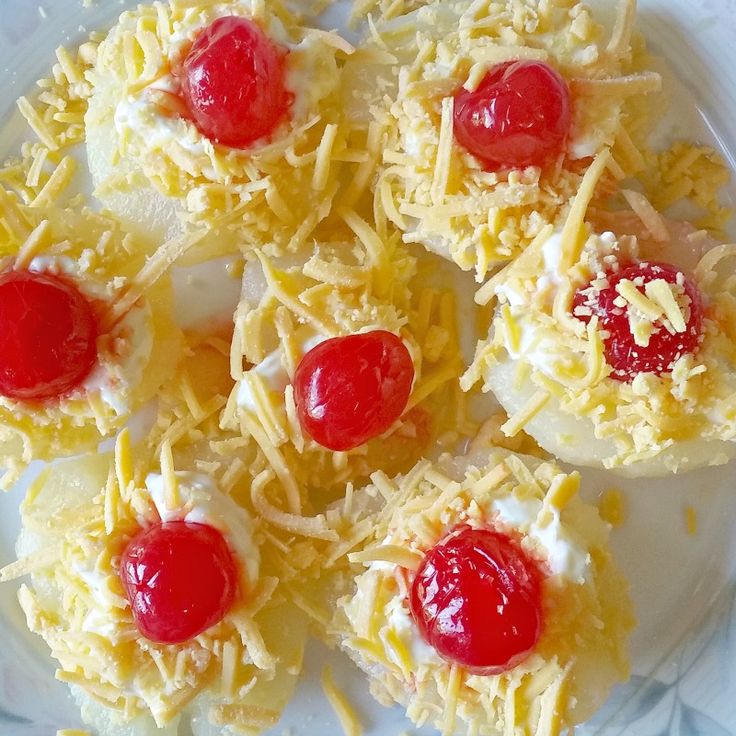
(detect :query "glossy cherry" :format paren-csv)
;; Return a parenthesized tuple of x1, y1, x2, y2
(120, 521, 238, 644)
(293, 330, 414, 452)
(0, 270, 98, 401)
(453, 60, 571, 170)
(409, 526, 543, 673)
(180, 16, 292, 148)
(573, 261, 704, 381)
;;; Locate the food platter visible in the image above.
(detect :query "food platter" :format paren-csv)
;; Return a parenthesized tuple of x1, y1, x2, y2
(1, 0, 736, 734)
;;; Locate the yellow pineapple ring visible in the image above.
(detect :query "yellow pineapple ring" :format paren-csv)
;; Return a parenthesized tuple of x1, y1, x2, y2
(346, 0, 662, 281)
(0, 190, 182, 487)
(220, 225, 489, 531)
(331, 446, 634, 736)
(86, 0, 355, 262)
(2, 430, 308, 735)
(466, 223, 736, 476)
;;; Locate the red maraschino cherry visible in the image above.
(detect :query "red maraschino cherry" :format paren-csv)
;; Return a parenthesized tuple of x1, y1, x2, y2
(120, 521, 238, 644)
(410, 526, 543, 674)
(453, 60, 571, 170)
(293, 330, 414, 452)
(0, 270, 98, 401)
(573, 261, 704, 381)
(180, 16, 292, 148)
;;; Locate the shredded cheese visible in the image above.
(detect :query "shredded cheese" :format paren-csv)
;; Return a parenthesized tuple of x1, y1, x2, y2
(102, 229, 207, 330)
(615, 279, 664, 322)
(159, 439, 181, 511)
(431, 97, 454, 206)
(559, 150, 611, 274)
(685, 504, 698, 536)
(501, 391, 551, 437)
(322, 666, 363, 736)
(622, 189, 669, 242)
(644, 279, 687, 333)
(17, 97, 59, 151)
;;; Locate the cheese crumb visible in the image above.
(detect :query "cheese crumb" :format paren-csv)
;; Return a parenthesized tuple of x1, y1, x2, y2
(598, 489, 627, 528)
(685, 504, 698, 536)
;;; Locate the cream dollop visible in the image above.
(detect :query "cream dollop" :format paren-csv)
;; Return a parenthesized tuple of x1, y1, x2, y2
(145, 471, 260, 587)
(27, 255, 154, 416)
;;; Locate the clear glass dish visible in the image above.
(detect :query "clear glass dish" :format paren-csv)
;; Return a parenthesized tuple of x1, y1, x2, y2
(1, 1, 735, 734)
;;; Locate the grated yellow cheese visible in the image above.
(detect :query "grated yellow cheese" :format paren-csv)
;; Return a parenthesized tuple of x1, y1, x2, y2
(501, 304, 522, 354)
(598, 489, 627, 528)
(17, 96, 59, 151)
(249, 466, 337, 541)
(469, 461, 510, 496)
(159, 439, 181, 511)
(103, 466, 119, 536)
(209, 703, 280, 731)
(571, 72, 661, 97)
(14, 219, 51, 269)
(255, 252, 338, 337)
(615, 279, 664, 322)
(339, 208, 390, 284)
(348, 545, 422, 570)
(266, 183, 295, 224)
(534, 667, 569, 736)
(321, 666, 363, 736)
(685, 504, 698, 536)
(475, 222, 554, 305)
(622, 189, 669, 242)
(340, 121, 385, 210)
(0, 187, 32, 239)
(501, 390, 551, 437)
(241, 413, 301, 515)
(606, 0, 637, 58)
(644, 279, 687, 333)
(384, 626, 414, 679)
(103, 228, 206, 330)
(312, 123, 340, 191)
(442, 664, 461, 736)
(0, 546, 61, 582)
(559, 150, 611, 274)
(242, 374, 289, 447)
(8, 156, 39, 192)
(543, 472, 581, 513)
(431, 96, 454, 206)
(177, 367, 205, 422)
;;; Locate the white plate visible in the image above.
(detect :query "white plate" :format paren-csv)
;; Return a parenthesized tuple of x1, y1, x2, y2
(1, 1, 736, 734)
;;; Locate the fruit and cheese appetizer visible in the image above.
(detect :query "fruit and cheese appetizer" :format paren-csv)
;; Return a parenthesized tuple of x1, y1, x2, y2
(0, 432, 308, 735)
(0, 188, 181, 487)
(221, 228, 481, 520)
(463, 180, 736, 475)
(346, 0, 661, 280)
(86, 0, 354, 259)
(332, 447, 633, 736)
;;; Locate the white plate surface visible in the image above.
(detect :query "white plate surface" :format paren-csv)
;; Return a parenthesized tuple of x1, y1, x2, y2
(1, 1, 736, 734)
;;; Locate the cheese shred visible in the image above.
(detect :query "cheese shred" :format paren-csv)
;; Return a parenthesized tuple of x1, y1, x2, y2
(321, 666, 363, 736)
